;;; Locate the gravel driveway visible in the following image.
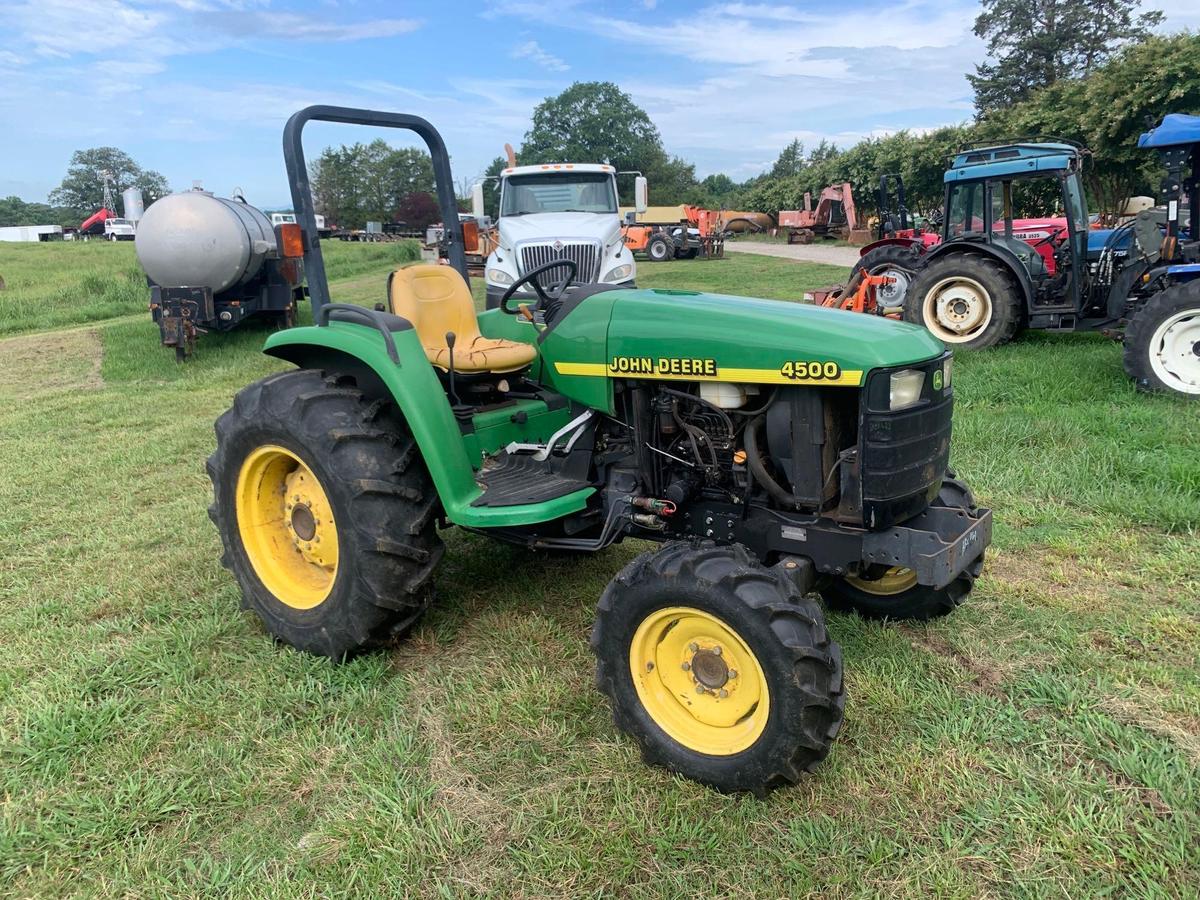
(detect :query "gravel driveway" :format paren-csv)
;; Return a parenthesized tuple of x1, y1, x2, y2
(726, 241, 860, 268)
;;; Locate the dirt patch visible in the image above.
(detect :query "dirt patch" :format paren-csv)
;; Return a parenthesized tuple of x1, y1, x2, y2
(900, 626, 1008, 698)
(0, 329, 104, 400)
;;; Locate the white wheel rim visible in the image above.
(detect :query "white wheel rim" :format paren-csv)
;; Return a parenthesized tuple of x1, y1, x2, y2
(1147, 308, 1200, 394)
(922, 275, 993, 343)
(875, 266, 911, 308)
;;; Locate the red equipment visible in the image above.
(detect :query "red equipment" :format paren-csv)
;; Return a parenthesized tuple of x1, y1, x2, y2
(778, 183, 858, 244)
(80, 208, 114, 235)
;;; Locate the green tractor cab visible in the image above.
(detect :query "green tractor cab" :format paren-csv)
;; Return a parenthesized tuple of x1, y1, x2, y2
(852, 118, 1200, 396)
(209, 106, 992, 795)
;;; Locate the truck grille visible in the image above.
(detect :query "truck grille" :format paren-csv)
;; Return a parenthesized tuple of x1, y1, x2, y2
(519, 241, 601, 286)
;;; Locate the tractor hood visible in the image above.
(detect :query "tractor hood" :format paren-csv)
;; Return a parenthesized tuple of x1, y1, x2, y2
(534, 288, 945, 412)
(497, 211, 623, 250)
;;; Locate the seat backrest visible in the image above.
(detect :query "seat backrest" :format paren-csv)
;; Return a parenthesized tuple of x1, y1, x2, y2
(389, 265, 481, 347)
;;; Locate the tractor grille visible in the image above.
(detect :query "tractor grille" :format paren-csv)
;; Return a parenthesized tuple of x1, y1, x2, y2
(519, 241, 601, 286)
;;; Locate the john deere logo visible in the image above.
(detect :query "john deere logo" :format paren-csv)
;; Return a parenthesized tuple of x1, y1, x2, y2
(552, 240, 564, 252)
(933, 370, 944, 391)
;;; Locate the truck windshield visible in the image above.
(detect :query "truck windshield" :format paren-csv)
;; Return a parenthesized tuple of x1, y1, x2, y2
(501, 173, 616, 216)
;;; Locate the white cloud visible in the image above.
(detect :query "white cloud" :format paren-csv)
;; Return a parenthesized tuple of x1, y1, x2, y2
(510, 40, 569, 72)
(198, 10, 422, 42)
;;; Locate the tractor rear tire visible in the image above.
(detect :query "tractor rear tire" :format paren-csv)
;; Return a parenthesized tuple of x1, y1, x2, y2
(820, 475, 984, 620)
(905, 253, 1022, 348)
(647, 234, 673, 262)
(1123, 281, 1200, 396)
(592, 541, 844, 795)
(851, 244, 923, 312)
(207, 369, 444, 659)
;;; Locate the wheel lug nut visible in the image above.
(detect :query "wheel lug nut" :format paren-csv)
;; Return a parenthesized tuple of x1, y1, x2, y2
(696, 685, 706, 695)
(688, 642, 698, 652)
(718, 689, 728, 699)
(712, 646, 722, 656)
(728, 670, 737, 679)
(681, 661, 691, 671)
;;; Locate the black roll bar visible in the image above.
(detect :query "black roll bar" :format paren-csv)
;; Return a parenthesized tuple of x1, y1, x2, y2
(282, 105, 468, 316)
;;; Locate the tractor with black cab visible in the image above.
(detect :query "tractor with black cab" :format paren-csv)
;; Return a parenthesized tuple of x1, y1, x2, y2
(207, 105, 992, 795)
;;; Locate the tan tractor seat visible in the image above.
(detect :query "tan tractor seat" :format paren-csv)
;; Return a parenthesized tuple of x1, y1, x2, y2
(388, 265, 536, 374)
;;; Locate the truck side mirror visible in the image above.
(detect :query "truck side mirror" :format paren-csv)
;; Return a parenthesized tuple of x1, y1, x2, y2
(471, 182, 485, 220)
(635, 176, 648, 214)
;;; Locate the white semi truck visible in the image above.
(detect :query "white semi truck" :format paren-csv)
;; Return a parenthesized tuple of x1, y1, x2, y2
(473, 163, 646, 309)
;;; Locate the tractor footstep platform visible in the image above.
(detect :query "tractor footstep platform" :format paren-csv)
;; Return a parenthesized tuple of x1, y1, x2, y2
(472, 453, 590, 507)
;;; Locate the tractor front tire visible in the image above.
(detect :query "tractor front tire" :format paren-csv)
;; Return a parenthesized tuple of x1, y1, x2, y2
(207, 369, 444, 659)
(905, 253, 1022, 348)
(647, 234, 673, 262)
(1123, 281, 1200, 396)
(820, 475, 984, 620)
(852, 244, 923, 312)
(592, 542, 844, 795)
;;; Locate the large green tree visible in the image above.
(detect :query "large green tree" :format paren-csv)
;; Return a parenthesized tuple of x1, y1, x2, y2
(968, 0, 1163, 113)
(518, 81, 696, 204)
(309, 140, 435, 229)
(982, 31, 1200, 218)
(48, 147, 169, 214)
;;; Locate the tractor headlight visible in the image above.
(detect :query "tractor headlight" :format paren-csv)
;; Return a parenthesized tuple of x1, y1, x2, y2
(889, 369, 925, 410)
(942, 357, 953, 390)
(604, 264, 633, 282)
(486, 267, 513, 286)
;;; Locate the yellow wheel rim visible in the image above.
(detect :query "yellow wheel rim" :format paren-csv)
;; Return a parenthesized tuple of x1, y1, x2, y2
(235, 445, 339, 609)
(845, 566, 917, 596)
(630, 607, 770, 756)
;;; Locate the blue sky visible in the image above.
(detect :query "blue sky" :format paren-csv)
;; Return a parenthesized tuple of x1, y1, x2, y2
(1, 0, 1195, 209)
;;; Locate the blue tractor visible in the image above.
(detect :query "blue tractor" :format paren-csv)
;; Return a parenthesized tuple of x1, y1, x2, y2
(852, 114, 1200, 396)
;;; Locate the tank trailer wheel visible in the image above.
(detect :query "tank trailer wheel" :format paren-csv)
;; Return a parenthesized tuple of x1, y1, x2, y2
(647, 233, 673, 262)
(905, 254, 1022, 348)
(207, 369, 444, 658)
(1123, 281, 1200, 396)
(820, 476, 984, 621)
(592, 542, 844, 796)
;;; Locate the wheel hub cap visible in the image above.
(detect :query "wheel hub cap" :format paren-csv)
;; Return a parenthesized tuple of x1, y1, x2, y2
(924, 275, 994, 342)
(1149, 309, 1200, 393)
(690, 647, 729, 689)
(876, 268, 910, 307)
(236, 445, 339, 609)
(629, 607, 769, 756)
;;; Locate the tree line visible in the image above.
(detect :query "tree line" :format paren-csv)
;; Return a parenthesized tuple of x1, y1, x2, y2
(2, 0, 1188, 231)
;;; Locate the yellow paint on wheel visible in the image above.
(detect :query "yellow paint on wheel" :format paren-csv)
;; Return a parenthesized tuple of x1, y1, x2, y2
(235, 445, 339, 609)
(630, 606, 769, 756)
(845, 566, 917, 596)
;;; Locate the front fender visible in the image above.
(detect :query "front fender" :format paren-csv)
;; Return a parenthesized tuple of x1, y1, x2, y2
(263, 323, 592, 527)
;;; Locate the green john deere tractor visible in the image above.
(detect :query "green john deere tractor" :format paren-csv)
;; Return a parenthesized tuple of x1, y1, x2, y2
(209, 106, 992, 795)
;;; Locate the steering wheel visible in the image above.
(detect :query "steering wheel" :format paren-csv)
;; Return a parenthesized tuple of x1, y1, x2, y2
(499, 259, 578, 316)
(1030, 225, 1067, 248)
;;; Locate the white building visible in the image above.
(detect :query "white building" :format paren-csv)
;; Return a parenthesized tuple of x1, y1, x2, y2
(0, 225, 64, 242)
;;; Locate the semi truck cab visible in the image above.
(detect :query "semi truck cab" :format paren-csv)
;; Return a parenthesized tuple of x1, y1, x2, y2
(475, 164, 646, 309)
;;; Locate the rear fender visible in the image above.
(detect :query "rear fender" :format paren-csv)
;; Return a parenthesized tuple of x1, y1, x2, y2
(263, 323, 592, 527)
(925, 241, 1034, 311)
(858, 236, 925, 259)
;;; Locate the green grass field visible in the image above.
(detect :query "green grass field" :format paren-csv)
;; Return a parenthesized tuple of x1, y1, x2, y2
(1, 243, 1197, 897)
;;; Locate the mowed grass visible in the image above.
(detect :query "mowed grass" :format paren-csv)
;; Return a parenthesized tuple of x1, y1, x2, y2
(0, 245, 1198, 896)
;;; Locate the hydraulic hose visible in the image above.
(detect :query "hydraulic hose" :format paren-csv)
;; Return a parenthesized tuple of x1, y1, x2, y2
(744, 415, 797, 509)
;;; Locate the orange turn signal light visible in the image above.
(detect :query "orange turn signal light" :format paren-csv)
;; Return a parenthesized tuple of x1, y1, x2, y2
(277, 223, 304, 258)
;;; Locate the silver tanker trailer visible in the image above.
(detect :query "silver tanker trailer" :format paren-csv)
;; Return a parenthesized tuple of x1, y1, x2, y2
(136, 188, 306, 359)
